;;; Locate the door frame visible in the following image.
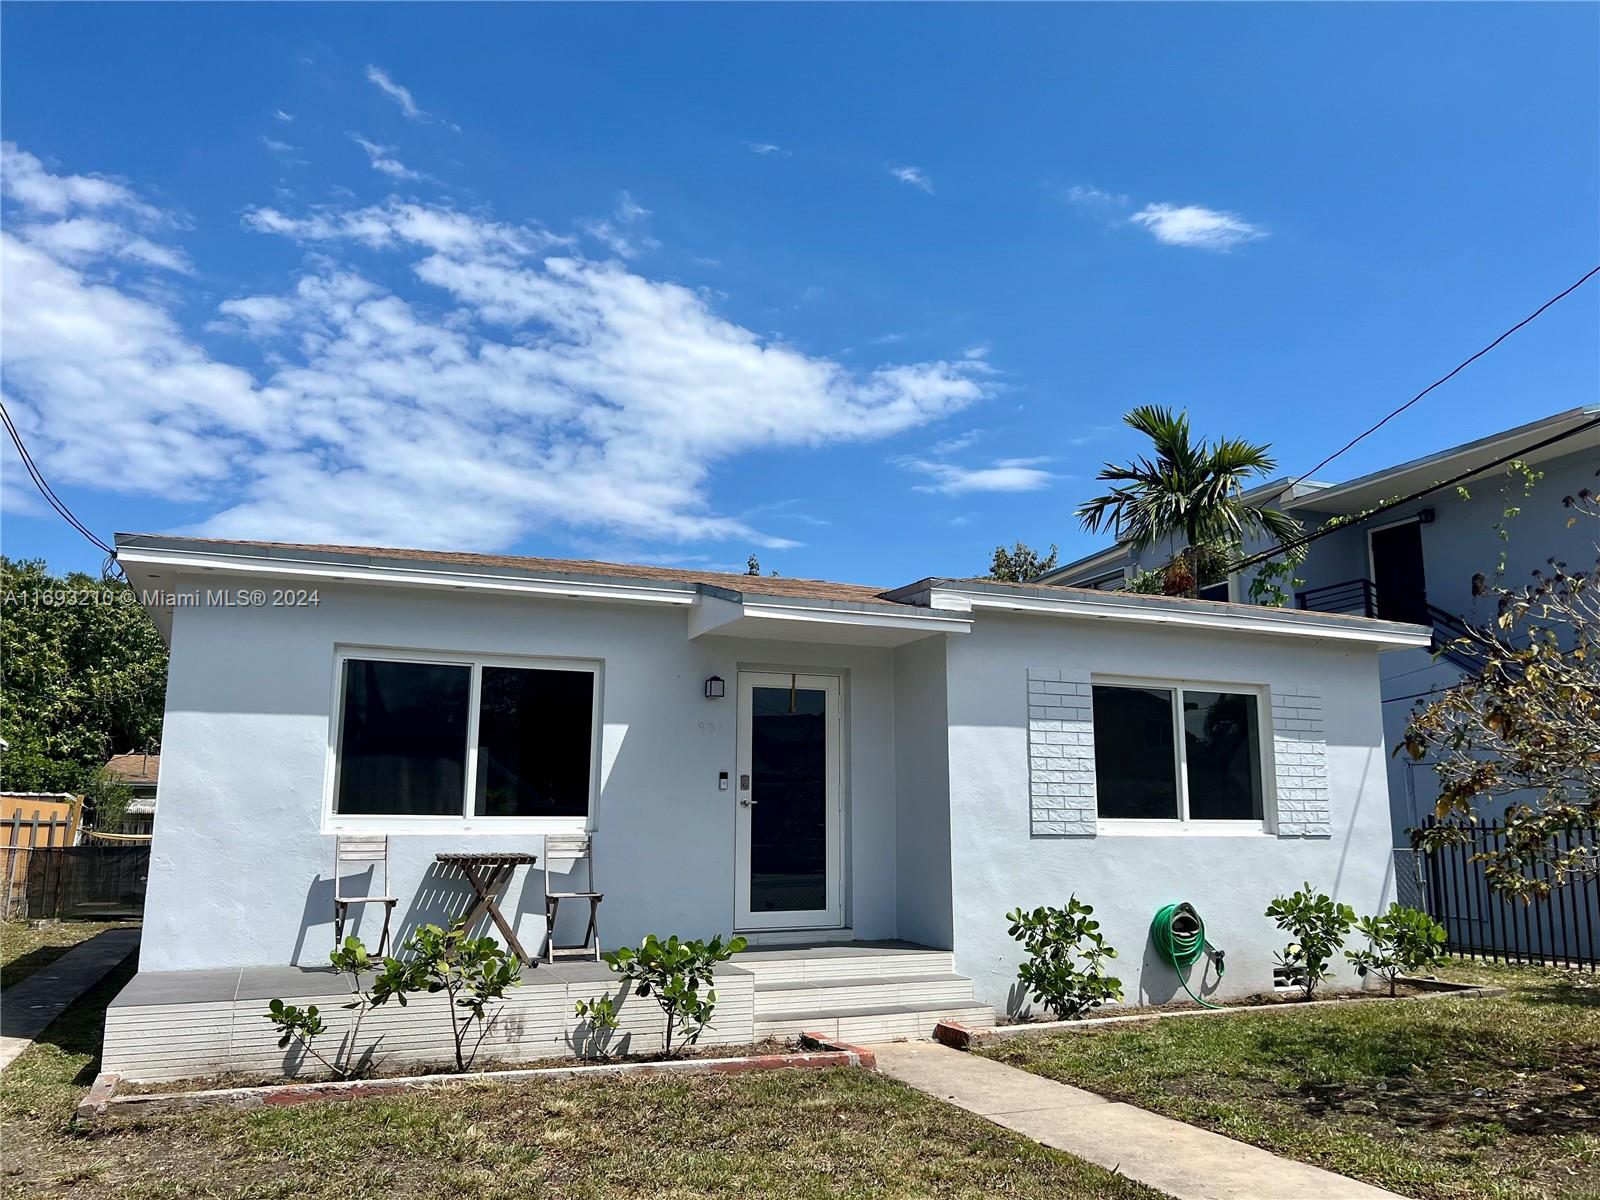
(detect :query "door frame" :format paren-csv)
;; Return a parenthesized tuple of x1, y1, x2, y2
(733, 670, 845, 931)
(1366, 515, 1427, 620)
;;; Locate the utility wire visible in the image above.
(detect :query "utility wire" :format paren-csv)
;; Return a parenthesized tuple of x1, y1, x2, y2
(1227, 415, 1600, 574)
(0, 399, 117, 557)
(1268, 264, 1600, 504)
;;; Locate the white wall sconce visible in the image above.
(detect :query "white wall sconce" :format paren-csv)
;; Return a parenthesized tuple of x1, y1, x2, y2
(704, 675, 725, 700)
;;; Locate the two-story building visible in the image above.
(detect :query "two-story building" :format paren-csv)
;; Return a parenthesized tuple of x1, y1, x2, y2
(1037, 406, 1600, 847)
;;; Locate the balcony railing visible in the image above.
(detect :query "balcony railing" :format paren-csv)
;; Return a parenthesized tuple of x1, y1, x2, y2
(1296, 579, 1484, 672)
(1295, 578, 1378, 618)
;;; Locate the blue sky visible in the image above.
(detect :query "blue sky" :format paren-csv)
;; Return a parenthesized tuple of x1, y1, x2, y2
(3, 3, 1596, 584)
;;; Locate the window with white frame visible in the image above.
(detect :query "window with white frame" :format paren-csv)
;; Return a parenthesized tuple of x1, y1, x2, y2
(331, 651, 598, 824)
(1091, 681, 1266, 822)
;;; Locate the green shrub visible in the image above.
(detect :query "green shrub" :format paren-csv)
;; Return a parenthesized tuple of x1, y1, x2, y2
(406, 922, 523, 1071)
(266, 934, 415, 1078)
(603, 933, 747, 1056)
(1265, 883, 1356, 1000)
(1005, 898, 1123, 1020)
(573, 993, 621, 1060)
(1346, 903, 1448, 996)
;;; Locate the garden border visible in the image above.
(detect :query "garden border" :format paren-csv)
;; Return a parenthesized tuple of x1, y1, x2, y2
(933, 977, 1506, 1048)
(76, 1034, 875, 1125)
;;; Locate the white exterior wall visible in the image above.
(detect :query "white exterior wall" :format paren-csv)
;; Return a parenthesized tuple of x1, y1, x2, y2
(944, 611, 1397, 1014)
(892, 637, 954, 948)
(143, 574, 901, 972)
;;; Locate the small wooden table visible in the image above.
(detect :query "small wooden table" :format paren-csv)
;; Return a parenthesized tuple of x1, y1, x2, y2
(434, 852, 540, 966)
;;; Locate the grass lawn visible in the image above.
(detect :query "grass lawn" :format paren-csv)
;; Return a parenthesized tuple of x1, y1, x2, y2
(1, 919, 137, 991)
(1, 963, 1164, 1200)
(977, 960, 1600, 1200)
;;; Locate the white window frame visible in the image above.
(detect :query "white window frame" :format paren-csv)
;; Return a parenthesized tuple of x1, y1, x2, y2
(1091, 674, 1276, 836)
(323, 644, 601, 835)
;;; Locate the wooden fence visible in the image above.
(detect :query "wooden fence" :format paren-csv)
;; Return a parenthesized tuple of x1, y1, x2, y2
(1, 807, 150, 921)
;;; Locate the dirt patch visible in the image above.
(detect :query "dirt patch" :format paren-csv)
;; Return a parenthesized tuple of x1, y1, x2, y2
(118, 1037, 800, 1095)
(997, 981, 1438, 1025)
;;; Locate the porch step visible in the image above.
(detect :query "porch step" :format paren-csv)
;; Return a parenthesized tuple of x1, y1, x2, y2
(755, 1000, 997, 1042)
(754, 972, 977, 1014)
(741, 941, 994, 1042)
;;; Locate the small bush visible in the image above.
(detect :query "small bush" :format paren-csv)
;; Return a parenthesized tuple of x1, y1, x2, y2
(1006, 898, 1123, 1020)
(1265, 883, 1356, 1000)
(407, 922, 523, 1071)
(266, 934, 415, 1078)
(1346, 903, 1448, 996)
(604, 933, 747, 1056)
(573, 993, 621, 1060)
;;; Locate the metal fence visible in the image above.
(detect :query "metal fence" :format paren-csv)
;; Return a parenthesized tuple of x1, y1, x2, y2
(1415, 818, 1597, 970)
(1, 844, 150, 921)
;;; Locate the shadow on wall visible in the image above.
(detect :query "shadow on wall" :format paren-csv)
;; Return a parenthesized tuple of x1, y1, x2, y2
(290, 861, 546, 966)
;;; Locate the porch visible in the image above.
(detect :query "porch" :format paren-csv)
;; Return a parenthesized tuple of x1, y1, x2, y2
(102, 941, 994, 1082)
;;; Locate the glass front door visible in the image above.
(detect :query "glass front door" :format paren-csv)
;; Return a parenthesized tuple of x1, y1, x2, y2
(734, 672, 842, 930)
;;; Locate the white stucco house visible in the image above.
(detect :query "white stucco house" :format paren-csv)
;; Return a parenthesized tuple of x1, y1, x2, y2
(106, 532, 1429, 1080)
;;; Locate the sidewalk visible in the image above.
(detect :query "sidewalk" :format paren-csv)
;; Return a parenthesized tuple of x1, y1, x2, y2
(1, 927, 140, 1071)
(871, 1040, 1403, 1200)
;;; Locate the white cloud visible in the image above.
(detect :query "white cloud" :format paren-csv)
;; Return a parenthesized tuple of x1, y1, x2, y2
(351, 134, 423, 181)
(4, 147, 992, 553)
(887, 164, 934, 194)
(1129, 203, 1266, 251)
(262, 136, 298, 154)
(579, 191, 657, 259)
(1, 142, 161, 221)
(744, 141, 788, 157)
(902, 456, 1055, 495)
(274, 109, 295, 122)
(364, 65, 457, 130)
(1060, 183, 1129, 209)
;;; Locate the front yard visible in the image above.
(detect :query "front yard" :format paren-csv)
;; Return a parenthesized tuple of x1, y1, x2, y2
(1, 961, 1161, 1200)
(978, 961, 1600, 1200)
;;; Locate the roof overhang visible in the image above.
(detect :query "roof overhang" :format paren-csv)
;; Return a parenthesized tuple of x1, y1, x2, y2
(1286, 407, 1600, 517)
(894, 580, 1432, 650)
(688, 591, 971, 647)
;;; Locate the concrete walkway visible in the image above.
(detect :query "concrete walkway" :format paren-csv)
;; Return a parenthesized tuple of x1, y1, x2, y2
(1, 927, 140, 1071)
(871, 1040, 1402, 1200)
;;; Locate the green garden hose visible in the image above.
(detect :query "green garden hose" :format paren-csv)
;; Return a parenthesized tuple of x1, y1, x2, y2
(1151, 902, 1226, 1009)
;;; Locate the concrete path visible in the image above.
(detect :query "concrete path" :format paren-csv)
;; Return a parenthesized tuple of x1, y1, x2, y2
(871, 1040, 1402, 1200)
(1, 927, 140, 1071)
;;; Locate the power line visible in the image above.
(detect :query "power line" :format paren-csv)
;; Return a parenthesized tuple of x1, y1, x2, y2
(1228, 414, 1600, 574)
(0, 400, 116, 558)
(1270, 264, 1600, 503)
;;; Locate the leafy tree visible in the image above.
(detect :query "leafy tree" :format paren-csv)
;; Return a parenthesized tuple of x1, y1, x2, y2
(989, 542, 1060, 583)
(1265, 884, 1356, 1001)
(0, 557, 167, 813)
(1006, 898, 1123, 1019)
(603, 933, 747, 1056)
(1403, 479, 1599, 897)
(1346, 904, 1448, 996)
(1077, 407, 1300, 596)
(746, 554, 761, 576)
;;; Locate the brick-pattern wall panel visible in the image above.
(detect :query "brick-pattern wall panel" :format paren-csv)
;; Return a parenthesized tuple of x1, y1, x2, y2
(1271, 686, 1331, 838)
(1027, 668, 1096, 837)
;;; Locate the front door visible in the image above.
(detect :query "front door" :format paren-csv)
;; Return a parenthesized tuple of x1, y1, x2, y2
(735, 671, 843, 930)
(1369, 520, 1428, 625)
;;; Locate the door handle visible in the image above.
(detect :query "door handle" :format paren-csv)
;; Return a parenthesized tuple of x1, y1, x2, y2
(740, 797, 757, 807)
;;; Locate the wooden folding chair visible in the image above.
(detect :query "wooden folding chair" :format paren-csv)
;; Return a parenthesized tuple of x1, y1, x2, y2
(543, 834, 602, 962)
(333, 835, 398, 955)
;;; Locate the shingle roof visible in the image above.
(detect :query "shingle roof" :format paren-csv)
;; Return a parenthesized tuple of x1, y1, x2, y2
(119, 536, 898, 606)
(104, 752, 160, 786)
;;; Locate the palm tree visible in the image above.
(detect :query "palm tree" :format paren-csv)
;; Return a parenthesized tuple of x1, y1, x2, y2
(1076, 406, 1301, 593)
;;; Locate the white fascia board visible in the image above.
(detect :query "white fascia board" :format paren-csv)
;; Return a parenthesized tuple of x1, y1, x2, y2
(738, 600, 971, 636)
(943, 588, 1432, 650)
(114, 547, 696, 608)
(687, 593, 970, 640)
